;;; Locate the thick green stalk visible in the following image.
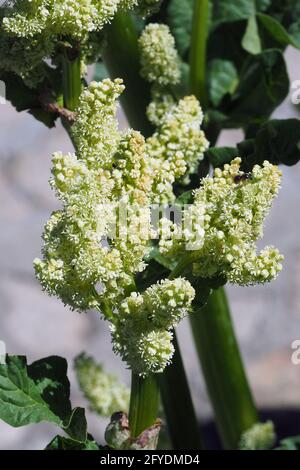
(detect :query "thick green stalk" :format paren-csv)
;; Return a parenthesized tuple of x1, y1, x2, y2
(190, 0, 209, 108)
(129, 373, 160, 438)
(62, 49, 81, 111)
(102, 12, 153, 137)
(160, 334, 203, 449)
(190, 287, 258, 449)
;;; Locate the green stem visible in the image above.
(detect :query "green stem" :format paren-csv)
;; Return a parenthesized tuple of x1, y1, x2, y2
(129, 373, 160, 438)
(62, 49, 81, 111)
(160, 333, 203, 449)
(190, 287, 258, 449)
(102, 12, 153, 137)
(190, 0, 209, 108)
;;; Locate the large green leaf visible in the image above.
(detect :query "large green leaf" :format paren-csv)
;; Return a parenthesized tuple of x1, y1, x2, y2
(242, 15, 262, 54)
(208, 59, 239, 106)
(46, 434, 99, 450)
(0, 355, 89, 443)
(207, 119, 300, 169)
(206, 146, 238, 168)
(167, 0, 194, 58)
(223, 49, 288, 127)
(247, 118, 300, 167)
(211, 0, 256, 29)
(257, 12, 300, 49)
(0, 356, 69, 428)
(276, 436, 300, 450)
(63, 407, 88, 443)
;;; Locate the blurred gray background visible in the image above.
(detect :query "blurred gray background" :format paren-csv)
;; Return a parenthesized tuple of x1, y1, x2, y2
(1, 47, 300, 449)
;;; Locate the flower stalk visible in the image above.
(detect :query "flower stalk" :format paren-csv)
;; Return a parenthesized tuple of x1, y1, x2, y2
(190, 287, 258, 449)
(160, 334, 204, 449)
(62, 47, 82, 112)
(190, 0, 209, 108)
(128, 373, 160, 439)
(102, 12, 153, 137)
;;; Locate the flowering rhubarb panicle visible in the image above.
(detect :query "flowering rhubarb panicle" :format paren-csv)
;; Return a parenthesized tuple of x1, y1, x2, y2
(146, 95, 209, 202)
(146, 87, 176, 127)
(2, 1, 138, 39)
(139, 23, 181, 86)
(139, 23, 209, 196)
(159, 158, 283, 285)
(72, 79, 125, 169)
(0, 1, 138, 86)
(239, 421, 276, 450)
(35, 79, 153, 311)
(34, 77, 198, 375)
(75, 353, 130, 416)
(111, 278, 195, 375)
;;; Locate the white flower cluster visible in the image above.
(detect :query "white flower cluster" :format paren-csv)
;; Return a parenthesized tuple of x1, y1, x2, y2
(159, 158, 284, 285)
(146, 95, 209, 201)
(0, 0, 138, 86)
(139, 23, 181, 86)
(239, 421, 276, 450)
(139, 23, 209, 192)
(112, 278, 195, 375)
(75, 353, 130, 416)
(2, 0, 138, 40)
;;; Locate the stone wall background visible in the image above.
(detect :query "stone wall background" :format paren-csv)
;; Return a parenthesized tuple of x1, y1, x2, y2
(0, 47, 300, 449)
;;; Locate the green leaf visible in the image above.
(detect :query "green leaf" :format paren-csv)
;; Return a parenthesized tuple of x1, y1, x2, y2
(148, 246, 176, 271)
(211, 0, 256, 29)
(208, 59, 239, 106)
(94, 62, 109, 82)
(257, 12, 300, 49)
(175, 189, 194, 206)
(0, 71, 58, 128)
(256, 0, 271, 11)
(167, 0, 194, 57)
(0, 354, 91, 445)
(206, 146, 237, 167)
(248, 118, 300, 167)
(276, 436, 300, 451)
(0, 72, 40, 112)
(63, 407, 87, 443)
(242, 15, 262, 54)
(27, 355, 72, 421)
(45, 434, 100, 450)
(224, 49, 288, 127)
(208, 119, 300, 169)
(28, 109, 57, 128)
(0, 356, 70, 428)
